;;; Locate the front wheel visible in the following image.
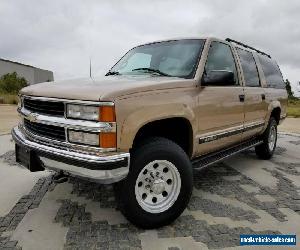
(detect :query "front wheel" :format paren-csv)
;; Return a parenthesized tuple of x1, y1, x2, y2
(115, 137, 193, 229)
(255, 117, 278, 160)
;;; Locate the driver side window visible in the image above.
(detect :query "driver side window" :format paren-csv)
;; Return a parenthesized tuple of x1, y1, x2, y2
(205, 42, 238, 85)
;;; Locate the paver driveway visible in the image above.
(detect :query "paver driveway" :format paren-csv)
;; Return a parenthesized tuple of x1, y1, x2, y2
(0, 133, 299, 250)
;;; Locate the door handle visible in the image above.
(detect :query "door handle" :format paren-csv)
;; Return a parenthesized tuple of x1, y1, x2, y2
(261, 94, 266, 100)
(239, 94, 245, 102)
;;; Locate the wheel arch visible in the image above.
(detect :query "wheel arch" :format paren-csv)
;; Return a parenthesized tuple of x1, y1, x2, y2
(131, 117, 194, 157)
(267, 101, 281, 124)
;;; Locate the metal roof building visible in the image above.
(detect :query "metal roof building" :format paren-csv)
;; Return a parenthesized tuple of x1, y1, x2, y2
(0, 58, 54, 85)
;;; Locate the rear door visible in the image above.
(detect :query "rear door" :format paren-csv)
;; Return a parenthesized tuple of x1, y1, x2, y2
(236, 48, 267, 140)
(256, 54, 288, 120)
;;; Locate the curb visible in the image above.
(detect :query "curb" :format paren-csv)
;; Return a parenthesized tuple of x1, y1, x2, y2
(0, 133, 11, 136)
(278, 131, 300, 137)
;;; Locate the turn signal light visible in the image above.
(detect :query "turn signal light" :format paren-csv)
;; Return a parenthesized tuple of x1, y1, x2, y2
(100, 132, 117, 148)
(99, 106, 116, 122)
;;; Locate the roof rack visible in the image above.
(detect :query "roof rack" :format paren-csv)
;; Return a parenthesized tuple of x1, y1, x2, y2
(225, 38, 271, 58)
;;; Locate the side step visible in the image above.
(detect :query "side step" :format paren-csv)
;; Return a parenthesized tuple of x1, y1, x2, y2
(192, 138, 263, 170)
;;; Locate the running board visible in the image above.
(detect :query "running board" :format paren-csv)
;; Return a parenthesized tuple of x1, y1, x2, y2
(192, 139, 263, 170)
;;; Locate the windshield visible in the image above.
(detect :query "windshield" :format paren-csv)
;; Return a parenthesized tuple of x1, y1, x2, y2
(109, 39, 205, 78)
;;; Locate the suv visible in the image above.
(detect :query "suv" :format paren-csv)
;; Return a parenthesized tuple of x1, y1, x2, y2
(12, 37, 287, 228)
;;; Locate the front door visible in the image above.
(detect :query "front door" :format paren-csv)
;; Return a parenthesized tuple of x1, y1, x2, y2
(236, 48, 267, 140)
(195, 41, 245, 156)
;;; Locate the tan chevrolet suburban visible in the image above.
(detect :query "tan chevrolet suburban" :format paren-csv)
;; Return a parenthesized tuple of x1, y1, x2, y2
(12, 37, 287, 228)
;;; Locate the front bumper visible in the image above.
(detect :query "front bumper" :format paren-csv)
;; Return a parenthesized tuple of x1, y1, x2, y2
(12, 126, 130, 184)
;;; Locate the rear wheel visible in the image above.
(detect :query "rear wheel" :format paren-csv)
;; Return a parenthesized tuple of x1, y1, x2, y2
(255, 117, 277, 160)
(115, 137, 193, 228)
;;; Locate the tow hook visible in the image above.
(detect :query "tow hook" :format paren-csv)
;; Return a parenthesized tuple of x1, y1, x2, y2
(52, 171, 69, 183)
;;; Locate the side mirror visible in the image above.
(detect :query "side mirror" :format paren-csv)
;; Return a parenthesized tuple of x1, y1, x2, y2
(202, 70, 235, 86)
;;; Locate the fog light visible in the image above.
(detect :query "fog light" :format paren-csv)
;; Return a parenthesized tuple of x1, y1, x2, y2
(68, 130, 99, 146)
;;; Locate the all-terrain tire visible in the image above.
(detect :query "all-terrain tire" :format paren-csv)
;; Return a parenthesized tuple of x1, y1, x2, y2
(115, 137, 193, 229)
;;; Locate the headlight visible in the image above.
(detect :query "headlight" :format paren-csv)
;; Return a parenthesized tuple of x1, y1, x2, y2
(66, 104, 116, 122)
(68, 130, 99, 146)
(67, 104, 99, 121)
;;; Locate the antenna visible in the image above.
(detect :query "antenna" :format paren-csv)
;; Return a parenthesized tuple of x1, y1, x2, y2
(89, 57, 92, 78)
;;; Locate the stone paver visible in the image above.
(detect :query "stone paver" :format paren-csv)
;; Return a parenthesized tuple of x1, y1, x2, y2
(239, 184, 260, 193)
(0, 133, 299, 249)
(0, 135, 50, 217)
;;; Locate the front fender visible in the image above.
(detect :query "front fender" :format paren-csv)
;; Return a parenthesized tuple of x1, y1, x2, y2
(116, 94, 196, 151)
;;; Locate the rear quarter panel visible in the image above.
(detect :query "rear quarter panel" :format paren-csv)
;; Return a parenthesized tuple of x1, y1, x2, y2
(264, 87, 288, 124)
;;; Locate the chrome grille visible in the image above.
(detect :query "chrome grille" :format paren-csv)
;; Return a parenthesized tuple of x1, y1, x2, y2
(23, 97, 65, 117)
(24, 119, 66, 141)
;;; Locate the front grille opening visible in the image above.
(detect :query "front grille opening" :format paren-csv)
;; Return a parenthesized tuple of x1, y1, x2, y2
(24, 119, 66, 141)
(23, 98, 65, 117)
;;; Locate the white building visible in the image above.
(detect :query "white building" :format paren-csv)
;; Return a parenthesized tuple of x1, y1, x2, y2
(0, 58, 54, 84)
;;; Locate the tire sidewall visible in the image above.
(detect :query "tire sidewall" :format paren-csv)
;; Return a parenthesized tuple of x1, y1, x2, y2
(266, 118, 278, 154)
(255, 117, 278, 160)
(121, 139, 193, 227)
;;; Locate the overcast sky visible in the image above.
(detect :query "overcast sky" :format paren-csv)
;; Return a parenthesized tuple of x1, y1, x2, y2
(0, 0, 299, 94)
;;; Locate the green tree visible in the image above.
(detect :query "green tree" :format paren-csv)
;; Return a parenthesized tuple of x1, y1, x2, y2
(0, 72, 28, 94)
(285, 79, 294, 99)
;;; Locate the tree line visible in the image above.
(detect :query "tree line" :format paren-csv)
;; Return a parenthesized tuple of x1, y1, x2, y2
(0, 72, 28, 94)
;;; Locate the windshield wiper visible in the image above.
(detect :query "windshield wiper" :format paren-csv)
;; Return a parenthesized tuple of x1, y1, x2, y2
(132, 68, 171, 77)
(105, 71, 121, 76)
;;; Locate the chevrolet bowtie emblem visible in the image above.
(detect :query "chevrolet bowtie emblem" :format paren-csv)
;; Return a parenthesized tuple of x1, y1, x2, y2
(28, 113, 38, 122)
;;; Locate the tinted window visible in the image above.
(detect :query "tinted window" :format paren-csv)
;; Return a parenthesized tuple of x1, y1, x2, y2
(237, 49, 260, 87)
(205, 42, 238, 85)
(258, 55, 284, 88)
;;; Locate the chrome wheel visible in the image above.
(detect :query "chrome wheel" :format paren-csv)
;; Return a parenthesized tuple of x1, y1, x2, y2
(135, 160, 181, 214)
(268, 125, 276, 151)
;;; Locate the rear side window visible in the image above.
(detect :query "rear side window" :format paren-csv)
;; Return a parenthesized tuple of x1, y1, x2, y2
(237, 48, 260, 87)
(258, 55, 285, 89)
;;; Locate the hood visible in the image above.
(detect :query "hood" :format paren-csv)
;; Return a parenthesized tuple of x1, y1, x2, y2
(20, 75, 195, 101)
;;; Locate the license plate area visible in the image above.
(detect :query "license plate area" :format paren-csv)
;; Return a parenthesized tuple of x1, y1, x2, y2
(15, 144, 44, 172)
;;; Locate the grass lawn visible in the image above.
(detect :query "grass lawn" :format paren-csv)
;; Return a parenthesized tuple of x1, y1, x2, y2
(287, 99, 300, 118)
(0, 93, 18, 105)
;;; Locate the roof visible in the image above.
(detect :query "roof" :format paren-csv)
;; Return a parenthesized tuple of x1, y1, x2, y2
(139, 36, 212, 46)
(0, 58, 51, 72)
(138, 37, 271, 59)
